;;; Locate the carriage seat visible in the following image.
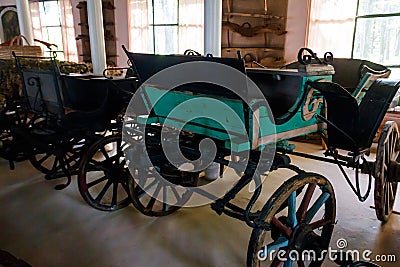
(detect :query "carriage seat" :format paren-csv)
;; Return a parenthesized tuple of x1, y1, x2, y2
(284, 58, 390, 94)
(307, 79, 400, 152)
(123, 46, 247, 99)
(16, 66, 113, 133)
(246, 69, 302, 124)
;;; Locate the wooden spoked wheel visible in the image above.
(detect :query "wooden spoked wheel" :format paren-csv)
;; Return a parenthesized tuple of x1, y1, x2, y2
(374, 121, 399, 222)
(30, 136, 88, 176)
(247, 173, 336, 267)
(78, 135, 131, 211)
(128, 165, 195, 217)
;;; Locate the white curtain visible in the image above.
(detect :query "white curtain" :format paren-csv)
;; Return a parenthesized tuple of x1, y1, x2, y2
(29, 0, 78, 62)
(59, 0, 78, 62)
(29, 1, 43, 41)
(178, 0, 204, 54)
(128, 0, 152, 53)
(307, 0, 357, 58)
(128, 0, 204, 54)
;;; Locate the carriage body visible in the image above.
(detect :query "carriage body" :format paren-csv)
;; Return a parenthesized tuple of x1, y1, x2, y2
(131, 53, 333, 153)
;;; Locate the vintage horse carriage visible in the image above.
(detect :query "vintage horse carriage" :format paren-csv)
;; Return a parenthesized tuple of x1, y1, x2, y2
(1, 46, 398, 266)
(103, 46, 396, 266)
(0, 52, 137, 190)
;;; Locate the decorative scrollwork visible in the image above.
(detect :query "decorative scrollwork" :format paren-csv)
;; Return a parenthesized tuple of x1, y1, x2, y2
(27, 77, 40, 87)
(297, 48, 334, 65)
(184, 49, 201, 56)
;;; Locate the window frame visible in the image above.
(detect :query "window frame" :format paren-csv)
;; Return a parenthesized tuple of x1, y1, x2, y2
(148, 0, 180, 54)
(351, 0, 400, 69)
(37, 0, 65, 59)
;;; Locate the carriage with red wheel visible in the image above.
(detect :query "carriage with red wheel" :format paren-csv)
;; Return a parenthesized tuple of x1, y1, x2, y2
(76, 47, 399, 266)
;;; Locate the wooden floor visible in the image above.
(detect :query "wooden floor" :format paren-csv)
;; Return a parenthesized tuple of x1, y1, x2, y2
(0, 142, 399, 267)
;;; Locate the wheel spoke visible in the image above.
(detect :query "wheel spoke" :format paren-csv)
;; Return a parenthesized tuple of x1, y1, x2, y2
(385, 184, 390, 215)
(388, 183, 394, 201)
(100, 147, 110, 160)
(308, 218, 332, 229)
(283, 259, 293, 267)
(95, 180, 112, 202)
(297, 183, 316, 223)
(50, 157, 60, 172)
(37, 153, 51, 164)
(287, 191, 298, 227)
(146, 183, 162, 211)
(87, 176, 108, 188)
(304, 192, 330, 224)
(271, 250, 287, 267)
(109, 182, 117, 205)
(171, 186, 180, 200)
(88, 161, 108, 172)
(271, 217, 292, 237)
(138, 179, 159, 199)
(162, 185, 169, 211)
(267, 236, 289, 254)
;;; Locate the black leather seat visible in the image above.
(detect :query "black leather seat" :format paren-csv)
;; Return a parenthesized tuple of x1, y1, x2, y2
(307, 79, 399, 152)
(123, 47, 247, 100)
(284, 58, 389, 94)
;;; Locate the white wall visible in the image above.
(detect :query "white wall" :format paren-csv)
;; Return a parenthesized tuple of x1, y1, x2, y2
(114, 0, 129, 66)
(0, 0, 16, 6)
(284, 0, 309, 63)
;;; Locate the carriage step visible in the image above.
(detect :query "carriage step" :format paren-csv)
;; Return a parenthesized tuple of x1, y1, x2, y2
(388, 160, 400, 182)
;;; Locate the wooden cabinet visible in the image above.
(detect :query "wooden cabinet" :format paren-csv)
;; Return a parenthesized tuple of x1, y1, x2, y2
(222, 0, 288, 68)
(76, 1, 117, 66)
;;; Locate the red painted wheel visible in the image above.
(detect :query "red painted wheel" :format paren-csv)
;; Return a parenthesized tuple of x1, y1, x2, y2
(247, 173, 336, 267)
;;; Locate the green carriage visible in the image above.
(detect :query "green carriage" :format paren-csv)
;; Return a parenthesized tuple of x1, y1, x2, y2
(78, 47, 400, 266)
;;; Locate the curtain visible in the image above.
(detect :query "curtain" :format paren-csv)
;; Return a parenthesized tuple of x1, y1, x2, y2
(29, 0, 78, 62)
(307, 0, 357, 58)
(128, 0, 152, 53)
(29, 1, 43, 41)
(59, 0, 78, 62)
(178, 0, 204, 54)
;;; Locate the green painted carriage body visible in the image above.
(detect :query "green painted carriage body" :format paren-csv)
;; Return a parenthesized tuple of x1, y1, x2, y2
(139, 68, 333, 152)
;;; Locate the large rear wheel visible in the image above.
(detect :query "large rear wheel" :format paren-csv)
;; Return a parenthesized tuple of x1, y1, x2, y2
(374, 121, 399, 222)
(247, 173, 336, 267)
(78, 135, 131, 211)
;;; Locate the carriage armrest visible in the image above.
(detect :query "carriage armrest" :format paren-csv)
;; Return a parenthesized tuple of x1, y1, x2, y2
(357, 79, 400, 148)
(353, 66, 391, 102)
(306, 81, 360, 150)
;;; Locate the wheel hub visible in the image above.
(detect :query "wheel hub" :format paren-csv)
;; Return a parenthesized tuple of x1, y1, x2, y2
(289, 223, 318, 251)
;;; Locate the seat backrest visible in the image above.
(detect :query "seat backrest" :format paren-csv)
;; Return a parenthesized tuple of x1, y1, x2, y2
(330, 58, 388, 93)
(284, 58, 389, 94)
(18, 66, 64, 118)
(123, 46, 246, 99)
(61, 75, 109, 111)
(246, 69, 302, 124)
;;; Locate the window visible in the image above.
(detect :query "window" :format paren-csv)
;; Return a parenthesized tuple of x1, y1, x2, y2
(129, 0, 204, 55)
(148, 0, 179, 54)
(37, 0, 64, 59)
(308, 0, 400, 78)
(352, 0, 400, 68)
(30, 0, 78, 62)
